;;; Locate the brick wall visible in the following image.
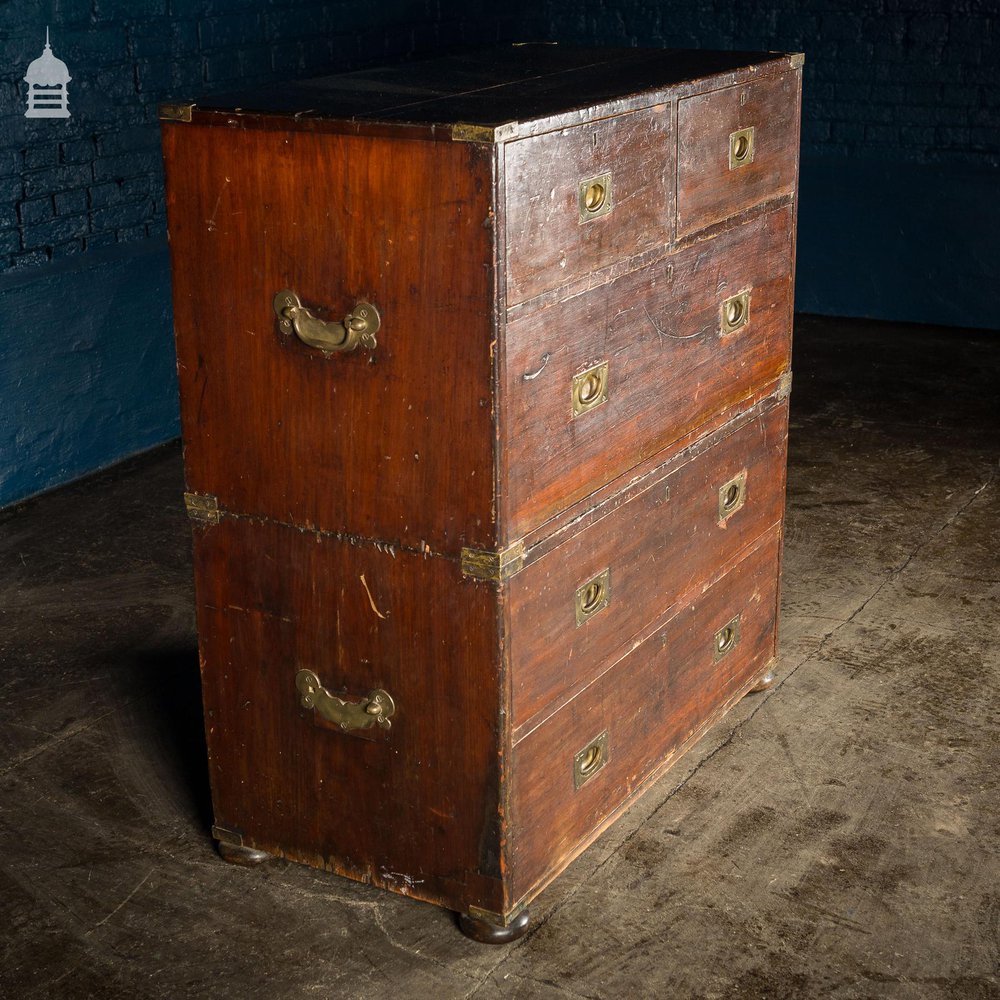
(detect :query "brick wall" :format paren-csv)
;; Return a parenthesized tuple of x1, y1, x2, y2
(0, 0, 505, 272)
(519, 0, 999, 168)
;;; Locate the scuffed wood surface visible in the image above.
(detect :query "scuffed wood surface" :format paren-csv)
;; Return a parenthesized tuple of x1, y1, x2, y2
(192, 515, 506, 917)
(501, 205, 793, 540)
(677, 71, 800, 237)
(504, 105, 673, 305)
(163, 125, 497, 554)
(510, 526, 781, 903)
(509, 395, 789, 734)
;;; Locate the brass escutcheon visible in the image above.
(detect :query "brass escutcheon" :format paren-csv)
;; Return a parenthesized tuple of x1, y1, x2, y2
(573, 730, 609, 789)
(721, 290, 751, 336)
(718, 470, 748, 522)
(575, 568, 611, 626)
(714, 615, 741, 662)
(729, 126, 755, 169)
(572, 361, 609, 417)
(578, 172, 613, 222)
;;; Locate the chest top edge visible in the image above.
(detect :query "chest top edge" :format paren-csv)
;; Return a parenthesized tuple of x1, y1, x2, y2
(159, 45, 803, 145)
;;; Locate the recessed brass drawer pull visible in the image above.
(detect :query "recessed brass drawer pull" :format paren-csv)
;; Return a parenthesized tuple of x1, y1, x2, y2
(729, 126, 755, 169)
(572, 361, 609, 417)
(718, 470, 748, 522)
(573, 730, 609, 789)
(575, 568, 611, 626)
(274, 290, 380, 353)
(578, 172, 613, 222)
(720, 290, 750, 336)
(713, 615, 741, 661)
(295, 669, 395, 731)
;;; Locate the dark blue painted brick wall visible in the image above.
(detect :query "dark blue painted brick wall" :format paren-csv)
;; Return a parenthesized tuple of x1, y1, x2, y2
(515, 0, 998, 169)
(0, 0, 508, 271)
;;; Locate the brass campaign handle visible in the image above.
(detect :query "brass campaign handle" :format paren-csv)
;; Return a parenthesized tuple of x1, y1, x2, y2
(295, 669, 394, 731)
(273, 290, 380, 352)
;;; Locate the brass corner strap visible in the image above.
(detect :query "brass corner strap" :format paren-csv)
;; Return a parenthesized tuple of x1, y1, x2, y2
(184, 492, 220, 524)
(460, 541, 526, 582)
(450, 122, 519, 143)
(777, 370, 793, 399)
(159, 102, 194, 122)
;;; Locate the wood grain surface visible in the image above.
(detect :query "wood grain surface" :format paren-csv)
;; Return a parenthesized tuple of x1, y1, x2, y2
(508, 395, 788, 734)
(677, 71, 801, 237)
(504, 105, 673, 305)
(509, 525, 781, 904)
(501, 204, 794, 541)
(190, 516, 506, 916)
(163, 124, 498, 554)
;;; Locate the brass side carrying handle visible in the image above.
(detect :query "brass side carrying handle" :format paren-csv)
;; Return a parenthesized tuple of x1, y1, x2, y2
(295, 669, 395, 731)
(274, 290, 380, 353)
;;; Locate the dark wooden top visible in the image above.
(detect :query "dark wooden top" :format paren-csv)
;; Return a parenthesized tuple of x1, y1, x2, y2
(175, 44, 802, 141)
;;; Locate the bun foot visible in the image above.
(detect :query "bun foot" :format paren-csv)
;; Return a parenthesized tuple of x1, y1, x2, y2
(458, 908, 530, 944)
(748, 668, 776, 694)
(217, 840, 272, 866)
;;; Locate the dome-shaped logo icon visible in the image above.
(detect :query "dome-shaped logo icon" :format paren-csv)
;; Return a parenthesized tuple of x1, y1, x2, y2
(24, 28, 71, 119)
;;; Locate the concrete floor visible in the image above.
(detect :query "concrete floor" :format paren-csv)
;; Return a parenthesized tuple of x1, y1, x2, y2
(1, 315, 998, 999)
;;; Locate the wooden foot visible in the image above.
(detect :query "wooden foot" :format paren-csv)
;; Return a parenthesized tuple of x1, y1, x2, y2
(217, 839, 272, 866)
(457, 908, 530, 944)
(748, 669, 776, 694)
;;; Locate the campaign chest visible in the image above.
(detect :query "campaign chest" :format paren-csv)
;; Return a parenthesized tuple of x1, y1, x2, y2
(160, 44, 802, 943)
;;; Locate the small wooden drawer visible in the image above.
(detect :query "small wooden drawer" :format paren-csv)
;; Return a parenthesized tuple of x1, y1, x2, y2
(504, 104, 673, 306)
(501, 204, 793, 539)
(509, 525, 781, 904)
(676, 69, 800, 238)
(509, 394, 788, 734)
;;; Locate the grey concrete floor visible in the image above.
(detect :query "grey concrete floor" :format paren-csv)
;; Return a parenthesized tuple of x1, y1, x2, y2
(1, 315, 998, 999)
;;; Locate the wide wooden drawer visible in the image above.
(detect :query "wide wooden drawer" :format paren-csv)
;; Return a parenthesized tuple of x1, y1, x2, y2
(509, 392, 788, 734)
(501, 203, 793, 539)
(504, 104, 673, 306)
(509, 524, 781, 904)
(676, 69, 800, 237)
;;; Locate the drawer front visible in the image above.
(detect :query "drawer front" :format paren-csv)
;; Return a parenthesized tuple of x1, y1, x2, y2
(508, 396, 787, 735)
(510, 526, 781, 904)
(501, 204, 793, 539)
(676, 69, 800, 238)
(504, 105, 673, 306)
(163, 125, 496, 553)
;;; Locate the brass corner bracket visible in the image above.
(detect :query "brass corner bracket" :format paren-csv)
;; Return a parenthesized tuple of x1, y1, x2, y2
(461, 541, 526, 582)
(159, 102, 194, 122)
(184, 492, 220, 524)
(789, 52, 805, 69)
(451, 122, 519, 144)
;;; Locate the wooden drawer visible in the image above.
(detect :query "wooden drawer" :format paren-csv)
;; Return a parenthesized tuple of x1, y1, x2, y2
(509, 393, 788, 734)
(501, 204, 793, 539)
(509, 525, 781, 904)
(504, 105, 673, 306)
(676, 70, 800, 237)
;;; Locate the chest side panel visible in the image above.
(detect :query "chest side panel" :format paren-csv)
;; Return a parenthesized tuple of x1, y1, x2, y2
(162, 124, 497, 553)
(192, 517, 506, 915)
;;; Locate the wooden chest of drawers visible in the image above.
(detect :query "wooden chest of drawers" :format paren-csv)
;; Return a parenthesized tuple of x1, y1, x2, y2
(160, 44, 802, 943)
